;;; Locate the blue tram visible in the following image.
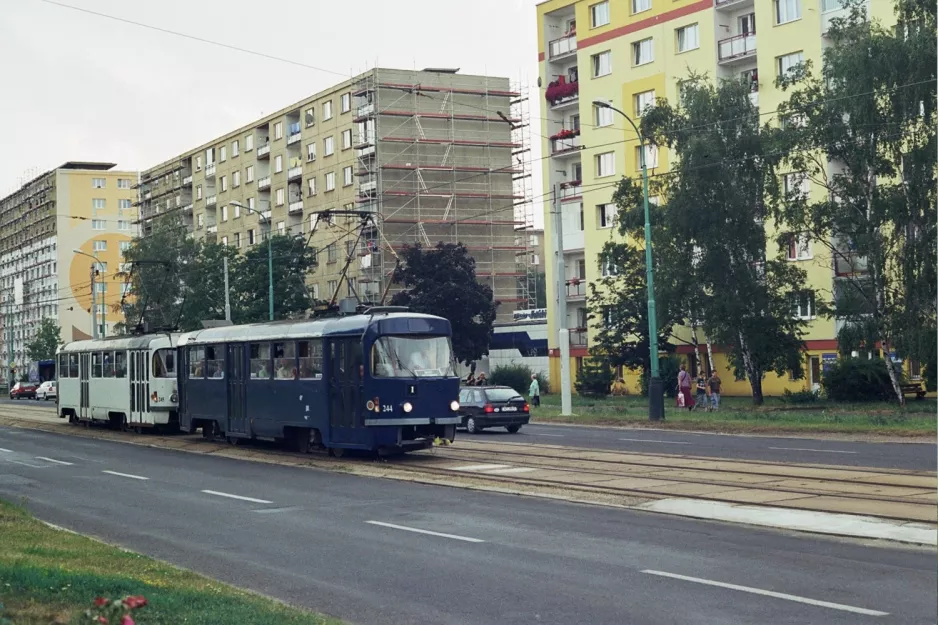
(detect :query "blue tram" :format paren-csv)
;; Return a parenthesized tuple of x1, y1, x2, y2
(177, 309, 462, 455)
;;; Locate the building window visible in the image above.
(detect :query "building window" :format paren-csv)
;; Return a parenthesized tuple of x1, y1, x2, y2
(220, 175, 228, 192)
(791, 290, 815, 319)
(245, 134, 254, 151)
(197, 214, 204, 229)
(634, 90, 655, 116)
(786, 233, 812, 260)
(235, 232, 241, 248)
(95, 282, 107, 294)
(597, 203, 617, 229)
(590, 1, 609, 27)
(596, 152, 615, 177)
(248, 197, 255, 210)
(325, 172, 336, 191)
(117, 179, 131, 189)
(777, 51, 804, 78)
(305, 107, 315, 127)
(234, 202, 241, 218)
(220, 145, 227, 162)
(276, 188, 285, 206)
(307, 143, 317, 162)
(341, 93, 351, 113)
(221, 205, 228, 222)
(118, 199, 132, 209)
(307, 178, 317, 196)
(632, 0, 650, 13)
(196, 184, 203, 200)
(323, 100, 333, 120)
(118, 220, 130, 231)
(93, 240, 107, 252)
(232, 140, 239, 157)
(222, 236, 228, 246)
(246, 165, 254, 183)
(327, 244, 337, 263)
(783, 172, 809, 200)
(343, 166, 353, 187)
(92, 177, 106, 188)
(636, 144, 659, 169)
(328, 279, 338, 294)
(248, 229, 256, 245)
(92, 198, 106, 209)
(676, 24, 699, 53)
(275, 154, 283, 173)
(592, 50, 612, 77)
(277, 221, 286, 236)
(324, 136, 335, 156)
(632, 37, 654, 65)
(274, 121, 283, 140)
(195, 155, 203, 171)
(94, 262, 107, 273)
(233, 170, 240, 187)
(120, 241, 131, 253)
(342, 129, 352, 150)
(776, 0, 801, 24)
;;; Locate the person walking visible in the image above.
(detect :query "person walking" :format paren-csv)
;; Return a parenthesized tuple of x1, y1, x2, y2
(695, 370, 708, 411)
(708, 371, 722, 411)
(676, 364, 695, 411)
(529, 374, 541, 408)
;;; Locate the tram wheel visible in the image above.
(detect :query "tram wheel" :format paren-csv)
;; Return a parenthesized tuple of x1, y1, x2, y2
(226, 435, 241, 446)
(328, 446, 346, 458)
(201, 422, 215, 440)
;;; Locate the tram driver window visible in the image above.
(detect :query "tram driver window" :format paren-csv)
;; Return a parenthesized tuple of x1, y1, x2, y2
(92, 352, 103, 378)
(153, 349, 175, 378)
(188, 346, 205, 378)
(298, 340, 323, 379)
(69, 354, 79, 378)
(115, 351, 127, 378)
(250, 343, 271, 379)
(205, 346, 224, 378)
(273, 342, 296, 380)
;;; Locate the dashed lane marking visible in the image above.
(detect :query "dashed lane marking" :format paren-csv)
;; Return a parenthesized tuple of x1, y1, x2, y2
(768, 447, 858, 454)
(618, 438, 692, 445)
(35, 456, 74, 466)
(201, 489, 273, 504)
(366, 521, 485, 543)
(449, 464, 511, 472)
(102, 470, 149, 481)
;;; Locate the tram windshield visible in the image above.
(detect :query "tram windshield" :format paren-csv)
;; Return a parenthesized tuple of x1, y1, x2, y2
(371, 336, 457, 378)
(152, 349, 175, 378)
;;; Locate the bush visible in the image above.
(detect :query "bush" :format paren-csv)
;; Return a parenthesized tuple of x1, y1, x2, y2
(488, 364, 549, 396)
(781, 388, 820, 404)
(639, 354, 681, 398)
(574, 359, 614, 398)
(822, 357, 903, 402)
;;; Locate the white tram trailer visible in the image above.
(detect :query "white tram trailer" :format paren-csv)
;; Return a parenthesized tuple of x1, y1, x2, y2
(56, 333, 182, 431)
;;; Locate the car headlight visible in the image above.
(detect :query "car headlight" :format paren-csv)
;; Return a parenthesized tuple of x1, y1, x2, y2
(402, 402, 413, 413)
(450, 400, 459, 411)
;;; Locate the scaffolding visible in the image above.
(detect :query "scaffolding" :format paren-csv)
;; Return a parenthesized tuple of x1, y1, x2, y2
(351, 68, 534, 320)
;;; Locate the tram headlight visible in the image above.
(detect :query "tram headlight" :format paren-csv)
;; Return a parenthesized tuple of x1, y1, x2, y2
(450, 400, 459, 412)
(402, 401, 413, 413)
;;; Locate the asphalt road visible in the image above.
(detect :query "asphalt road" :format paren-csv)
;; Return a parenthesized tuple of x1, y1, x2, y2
(460, 422, 938, 471)
(1, 426, 934, 625)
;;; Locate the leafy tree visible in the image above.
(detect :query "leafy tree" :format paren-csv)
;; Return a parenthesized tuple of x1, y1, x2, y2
(176, 241, 242, 331)
(25, 318, 62, 362)
(574, 358, 614, 398)
(773, 0, 936, 404)
(390, 243, 498, 364)
(639, 74, 812, 405)
(233, 234, 319, 324)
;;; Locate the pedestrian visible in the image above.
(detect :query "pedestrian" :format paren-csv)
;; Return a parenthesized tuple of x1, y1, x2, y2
(529, 374, 540, 408)
(465, 373, 476, 386)
(708, 371, 722, 411)
(476, 372, 487, 386)
(676, 364, 695, 411)
(695, 370, 708, 411)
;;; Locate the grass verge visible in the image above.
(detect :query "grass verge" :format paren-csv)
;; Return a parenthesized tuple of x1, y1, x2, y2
(0, 499, 341, 625)
(530, 394, 937, 436)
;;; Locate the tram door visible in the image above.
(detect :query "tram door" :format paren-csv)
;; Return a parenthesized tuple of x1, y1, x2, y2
(79, 353, 90, 420)
(328, 338, 363, 444)
(226, 344, 248, 435)
(129, 350, 149, 425)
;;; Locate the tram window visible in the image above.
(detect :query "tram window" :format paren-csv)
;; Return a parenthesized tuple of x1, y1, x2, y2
(205, 346, 224, 379)
(188, 346, 205, 378)
(371, 336, 457, 378)
(69, 354, 79, 378)
(298, 340, 323, 379)
(103, 352, 116, 378)
(250, 343, 271, 379)
(153, 349, 175, 378)
(92, 352, 103, 378)
(58, 354, 68, 378)
(272, 342, 296, 380)
(114, 351, 127, 378)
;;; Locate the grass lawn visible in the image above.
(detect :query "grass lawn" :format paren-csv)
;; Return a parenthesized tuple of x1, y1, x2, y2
(530, 393, 937, 436)
(0, 499, 342, 625)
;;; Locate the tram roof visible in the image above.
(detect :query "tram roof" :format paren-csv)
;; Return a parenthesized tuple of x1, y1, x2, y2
(58, 332, 180, 354)
(177, 312, 449, 346)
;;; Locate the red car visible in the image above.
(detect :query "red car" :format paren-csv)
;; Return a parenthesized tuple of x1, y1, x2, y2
(9, 382, 38, 400)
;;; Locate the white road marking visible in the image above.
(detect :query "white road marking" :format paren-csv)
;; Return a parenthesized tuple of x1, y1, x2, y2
(449, 464, 511, 472)
(201, 489, 273, 504)
(530, 433, 565, 438)
(35, 456, 74, 466)
(486, 467, 538, 475)
(7, 459, 46, 468)
(641, 570, 888, 616)
(102, 470, 149, 481)
(0, 448, 12, 453)
(618, 438, 692, 445)
(769, 447, 858, 454)
(366, 521, 485, 543)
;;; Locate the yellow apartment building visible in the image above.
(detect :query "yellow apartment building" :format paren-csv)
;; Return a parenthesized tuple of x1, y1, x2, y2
(536, 0, 906, 396)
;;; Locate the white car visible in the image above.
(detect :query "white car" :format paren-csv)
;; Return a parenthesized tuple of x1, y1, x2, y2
(36, 380, 57, 401)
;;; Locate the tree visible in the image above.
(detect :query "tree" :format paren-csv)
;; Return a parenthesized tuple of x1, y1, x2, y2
(639, 74, 812, 405)
(233, 234, 319, 324)
(176, 241, 242, 331)
(390, 243, 498, 364)
(773, 0, 936, 404)
(25, 318, 62, 362)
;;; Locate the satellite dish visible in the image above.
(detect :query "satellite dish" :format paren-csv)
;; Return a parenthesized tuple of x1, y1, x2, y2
(537, 76, 542, 88)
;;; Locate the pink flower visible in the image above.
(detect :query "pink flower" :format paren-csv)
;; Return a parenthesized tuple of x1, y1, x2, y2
(120, 616, 135, 625)
(97, 617, 108, 624)
(94, 597, 108, 607)
(122, 595, 148, 609)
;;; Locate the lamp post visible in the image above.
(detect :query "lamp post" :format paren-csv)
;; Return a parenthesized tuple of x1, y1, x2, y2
(593, 100, 664, 420)
(228, 202, 274, 321)
(73, 249, 101, 340)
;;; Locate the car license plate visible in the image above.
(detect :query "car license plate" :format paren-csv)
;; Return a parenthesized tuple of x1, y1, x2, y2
(501, 406, 517, 412)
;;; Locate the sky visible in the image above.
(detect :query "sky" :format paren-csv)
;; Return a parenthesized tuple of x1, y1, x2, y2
(0, 0, 547, 225)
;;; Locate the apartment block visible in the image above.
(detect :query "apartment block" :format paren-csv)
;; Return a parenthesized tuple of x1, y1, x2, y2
(138, 68, 535, 322)
(536, 0, 895, 395)
(0, 163, 139, 377)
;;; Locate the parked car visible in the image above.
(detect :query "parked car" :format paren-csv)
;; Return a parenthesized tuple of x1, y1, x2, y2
(457, 385, 530, 434)
(9, 382, 38, 400)
(36, 380, 57, 401)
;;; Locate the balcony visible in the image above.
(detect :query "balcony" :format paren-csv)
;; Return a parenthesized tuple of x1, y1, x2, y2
(287, 132, 302, 146)
(550, 130, 581, 156)
(545, 78, 578, 110)
(548, 34, 577, 61)
(206, 225, 218, 234)
(205, 163, 216, 178)
(569, 328, 588, 347)
(559, 180, 582, 201)
(718, 33, 756, 64)
(287, 166, 303, 181)
(288, 200, 304, 214)
(181, 203, 193, 213)
(257, 144, 271, 159)
(182, 174, 193, 186)
(257, 176, 271, 191)
(714, 0, 754, 9)
(834, 251, 869, 277)
(565, 278, 587, 299)
(356, 102, 375, 119)
(205, 195, 217, 207)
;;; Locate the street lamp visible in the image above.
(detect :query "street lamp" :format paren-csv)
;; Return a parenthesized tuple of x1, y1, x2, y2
(73, 249, 101, 340)
(593, 100, 664, 420)
(228, 201, 274, 321)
